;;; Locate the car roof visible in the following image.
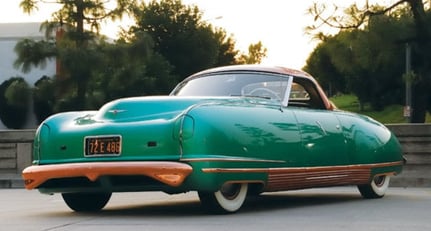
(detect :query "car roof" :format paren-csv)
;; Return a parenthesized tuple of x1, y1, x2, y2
(189, 64, 313, 79)
(185, 65, 334, 111)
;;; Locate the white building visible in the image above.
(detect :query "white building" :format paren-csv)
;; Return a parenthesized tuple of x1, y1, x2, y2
(0, 22, 56, 129)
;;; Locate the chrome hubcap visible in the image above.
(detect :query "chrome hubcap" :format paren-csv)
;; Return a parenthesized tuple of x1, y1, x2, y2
(220, 183, 241, 200)
(373, 175, 386, 187)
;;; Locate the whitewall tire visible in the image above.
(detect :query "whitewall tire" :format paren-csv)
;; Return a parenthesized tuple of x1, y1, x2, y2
(358, 175, 390, 199)
(198, 183, 248, 214)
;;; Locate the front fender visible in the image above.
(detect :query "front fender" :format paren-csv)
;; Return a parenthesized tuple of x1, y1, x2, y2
(336, 111, 404, 166)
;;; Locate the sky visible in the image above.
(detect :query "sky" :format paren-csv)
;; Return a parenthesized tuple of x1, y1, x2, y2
(0, 0, 388, 70)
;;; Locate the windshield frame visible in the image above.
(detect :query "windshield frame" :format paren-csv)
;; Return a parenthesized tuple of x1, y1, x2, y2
(170, 71, 294, 106)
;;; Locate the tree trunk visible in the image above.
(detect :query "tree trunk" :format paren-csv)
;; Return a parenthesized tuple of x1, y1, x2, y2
(408, 0, 431, 123)
(76, 79, 87, 110)
(410, 78, 427, 123)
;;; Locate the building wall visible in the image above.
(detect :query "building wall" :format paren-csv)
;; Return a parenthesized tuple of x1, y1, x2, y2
(0, 22, 56, 129)
(387, 124, 431, 187)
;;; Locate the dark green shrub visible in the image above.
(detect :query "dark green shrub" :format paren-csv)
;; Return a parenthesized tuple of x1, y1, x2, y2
(0, 77, 30, 129)
(33, 76, 55, 123)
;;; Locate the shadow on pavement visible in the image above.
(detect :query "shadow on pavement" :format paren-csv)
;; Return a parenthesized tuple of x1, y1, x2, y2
(42, 189, 365, 217)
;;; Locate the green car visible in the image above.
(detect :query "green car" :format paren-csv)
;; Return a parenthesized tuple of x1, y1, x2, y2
(23, 65, 404, 213)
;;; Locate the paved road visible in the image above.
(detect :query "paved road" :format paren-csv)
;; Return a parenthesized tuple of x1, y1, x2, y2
(1, 187, 430, 231)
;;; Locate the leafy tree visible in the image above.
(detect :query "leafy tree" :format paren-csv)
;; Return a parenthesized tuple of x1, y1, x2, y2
(129, 0, 266, 81)
(213, 28, 239, 66)
(306, 16, 405, 111)
(57, 36, 105, 110)
(90, 33, 176, 104)
(13, 38, 56, 73)
(352, 14, 405, 110)
(17, 0, 133, 109)
(307, 0, 431, 122)
(14, 0, 267, 120)
(303, 37, 346, 97)
(237, 41, 268, 64)
(130, 0, 220, 80)
(20, 0, 132, 38)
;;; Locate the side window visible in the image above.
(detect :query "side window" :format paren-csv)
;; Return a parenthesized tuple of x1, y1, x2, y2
(288, 78, 326, 110)
(290, 83, 310, 100)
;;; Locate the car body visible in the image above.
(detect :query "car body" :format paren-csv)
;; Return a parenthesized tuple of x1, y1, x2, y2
(22, 65, 404, 213)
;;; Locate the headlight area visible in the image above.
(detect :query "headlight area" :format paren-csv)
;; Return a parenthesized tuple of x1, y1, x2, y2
(32, 123, 50, 164)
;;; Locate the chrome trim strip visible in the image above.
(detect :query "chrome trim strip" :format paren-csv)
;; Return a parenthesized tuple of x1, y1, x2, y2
(180, 157, 286, 164)
(201, 161, 404, 173)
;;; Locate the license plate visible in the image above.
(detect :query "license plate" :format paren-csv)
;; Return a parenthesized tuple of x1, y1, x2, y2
(84, 135, 121, 156)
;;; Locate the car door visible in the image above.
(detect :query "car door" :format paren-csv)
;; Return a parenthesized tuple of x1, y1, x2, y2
(293, 109, 349, 167)
(288, 78, 349, 167)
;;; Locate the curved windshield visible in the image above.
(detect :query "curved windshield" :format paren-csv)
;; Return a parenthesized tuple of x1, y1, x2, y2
(171, 72, 292, 102)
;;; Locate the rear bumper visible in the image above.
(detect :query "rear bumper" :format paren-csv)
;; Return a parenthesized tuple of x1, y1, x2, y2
(22, 161, 193, 190)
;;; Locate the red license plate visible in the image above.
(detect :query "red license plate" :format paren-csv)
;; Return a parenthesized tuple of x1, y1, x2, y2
(84, 136, 121, 156)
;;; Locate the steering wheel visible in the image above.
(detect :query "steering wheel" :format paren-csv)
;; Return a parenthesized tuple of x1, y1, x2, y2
(248, 87, 281, 100)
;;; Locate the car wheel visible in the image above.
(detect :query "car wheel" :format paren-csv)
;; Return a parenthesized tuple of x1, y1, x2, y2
(358, 175, 390, 199)
(62, 192, 112, 212)
(198, 183, 248, 214)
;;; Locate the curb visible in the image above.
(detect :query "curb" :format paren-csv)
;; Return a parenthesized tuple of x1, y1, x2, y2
(0, 174, 24, 188)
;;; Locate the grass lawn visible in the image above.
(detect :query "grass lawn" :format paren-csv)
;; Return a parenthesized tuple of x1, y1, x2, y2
(329, 94, 431, 124)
